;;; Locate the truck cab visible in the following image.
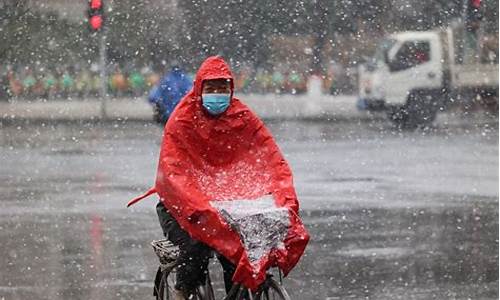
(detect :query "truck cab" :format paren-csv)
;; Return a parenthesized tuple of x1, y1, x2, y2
(359, 32, 443, 106)
(358, 26, 498, 127)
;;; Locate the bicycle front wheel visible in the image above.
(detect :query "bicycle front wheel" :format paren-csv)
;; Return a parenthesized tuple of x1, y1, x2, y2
(254, 278, 291, 300)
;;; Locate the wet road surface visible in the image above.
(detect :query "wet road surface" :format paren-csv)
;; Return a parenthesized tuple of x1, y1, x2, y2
(0, 117, 498, 299)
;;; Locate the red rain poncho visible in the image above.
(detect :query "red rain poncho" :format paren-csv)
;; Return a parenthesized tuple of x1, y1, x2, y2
(129, 56, 309, 290)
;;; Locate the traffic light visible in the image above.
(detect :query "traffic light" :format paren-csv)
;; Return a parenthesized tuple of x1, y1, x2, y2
(470, 0, 481, 9)
(87, 0, 104, 31)
(466, 0, 482, 25)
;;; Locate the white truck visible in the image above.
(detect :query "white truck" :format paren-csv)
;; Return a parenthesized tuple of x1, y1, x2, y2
(358, 23, 498, 127)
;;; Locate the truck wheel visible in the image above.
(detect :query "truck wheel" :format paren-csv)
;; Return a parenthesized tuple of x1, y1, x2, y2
(481, 90, 499, 116)
(406, 92, 438, 128)
(387, 105, 409, 128)
(389, 93, 437, 129)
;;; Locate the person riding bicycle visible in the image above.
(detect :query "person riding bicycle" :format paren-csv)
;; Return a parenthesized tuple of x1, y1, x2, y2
(129, 56, 309, 299)
(148, 64, 192, 124)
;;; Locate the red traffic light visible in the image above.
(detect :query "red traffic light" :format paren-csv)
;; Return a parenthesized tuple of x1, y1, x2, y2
(89, 15, 103, 31)
(470, 0, 481, 8)
(90, 0, 103, 10)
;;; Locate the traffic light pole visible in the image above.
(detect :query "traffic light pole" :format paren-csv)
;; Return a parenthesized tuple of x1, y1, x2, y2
(462, 0, 468, 21)
(99, 30, 107, 119)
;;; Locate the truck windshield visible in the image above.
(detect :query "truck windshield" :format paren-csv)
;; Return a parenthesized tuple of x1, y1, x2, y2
(374, 38, 396, 63)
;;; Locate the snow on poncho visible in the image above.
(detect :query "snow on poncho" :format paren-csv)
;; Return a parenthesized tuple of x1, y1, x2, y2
(128, 56, 309, 290)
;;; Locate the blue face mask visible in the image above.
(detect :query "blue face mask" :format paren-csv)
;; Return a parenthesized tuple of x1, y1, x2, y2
(202, 93, 231, 116)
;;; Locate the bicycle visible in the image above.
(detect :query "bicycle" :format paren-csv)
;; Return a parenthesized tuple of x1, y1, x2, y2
(152, 239, 291, 300)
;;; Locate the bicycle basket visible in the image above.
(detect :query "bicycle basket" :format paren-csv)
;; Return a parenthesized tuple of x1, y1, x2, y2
(151, 239, 180, 265)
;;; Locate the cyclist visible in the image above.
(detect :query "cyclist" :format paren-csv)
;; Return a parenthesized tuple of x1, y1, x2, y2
(148, 64, 192, 124)
(129, 56, 309, 299)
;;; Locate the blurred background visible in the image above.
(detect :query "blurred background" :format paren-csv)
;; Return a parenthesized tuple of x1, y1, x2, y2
(0, 0, 497, 99)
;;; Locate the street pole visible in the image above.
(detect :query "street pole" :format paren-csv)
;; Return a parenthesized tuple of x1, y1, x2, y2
(462, 0, 469, 22)
(99, 30, 107, 119)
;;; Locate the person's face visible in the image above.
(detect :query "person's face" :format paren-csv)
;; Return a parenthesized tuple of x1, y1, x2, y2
(202, 79, 231, 94)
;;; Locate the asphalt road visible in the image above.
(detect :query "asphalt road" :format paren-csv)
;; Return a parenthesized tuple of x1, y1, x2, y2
(0, 117, 498, 299)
